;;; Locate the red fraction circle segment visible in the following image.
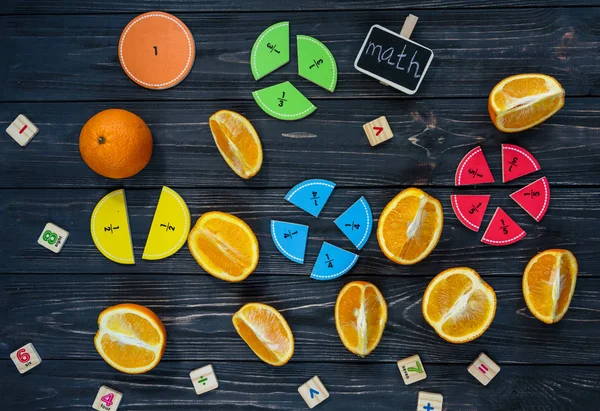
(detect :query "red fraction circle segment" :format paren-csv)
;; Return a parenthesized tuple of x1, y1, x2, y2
(481, 207, 526, 246)
(455, 147, 495, 186)
(510, 177, 550, 222)
(450, 194, 491, 232)
(502, 144, 541, 183)
(119, 11, 195, 90)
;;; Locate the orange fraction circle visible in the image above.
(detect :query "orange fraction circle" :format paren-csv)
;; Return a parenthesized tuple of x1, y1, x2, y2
(119, 11, 195, 90)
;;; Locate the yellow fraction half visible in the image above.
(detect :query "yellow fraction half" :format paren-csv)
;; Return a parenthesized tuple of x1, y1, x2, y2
(90, 189, 135, 264)
(142, 186, 191, 260)
(422, 267, 497, 344)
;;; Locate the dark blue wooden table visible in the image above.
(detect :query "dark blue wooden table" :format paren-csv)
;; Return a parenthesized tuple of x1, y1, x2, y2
(1, 1, 600, 410)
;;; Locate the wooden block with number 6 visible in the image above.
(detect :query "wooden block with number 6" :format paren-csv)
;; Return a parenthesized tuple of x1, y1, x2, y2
(397, 354, 427, 385)
(10, 343, 42, 374)
(93, 385, 122, 411)
(363, 116, 393, 146)
(468, 352, 500, 386)
(190, 364, 219, 395)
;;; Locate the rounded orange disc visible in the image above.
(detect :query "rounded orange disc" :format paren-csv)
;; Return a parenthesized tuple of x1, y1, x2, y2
(119, 11, 195, 90)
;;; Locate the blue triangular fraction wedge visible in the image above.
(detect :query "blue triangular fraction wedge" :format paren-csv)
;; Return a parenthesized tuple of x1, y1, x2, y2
(285, 179, 336, 217)
(271, 220, 309, 264)
(311, 242, 358, 280)
(334, 196, 373, 250)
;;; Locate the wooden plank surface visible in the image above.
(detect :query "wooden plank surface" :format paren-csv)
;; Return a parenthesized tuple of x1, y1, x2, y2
(1, 8, 599, 102)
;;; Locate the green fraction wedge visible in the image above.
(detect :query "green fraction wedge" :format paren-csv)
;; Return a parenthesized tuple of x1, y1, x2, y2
(297, 35, 338, 92)
(251, 22, 290, 80)
(253, 81, 317, 121)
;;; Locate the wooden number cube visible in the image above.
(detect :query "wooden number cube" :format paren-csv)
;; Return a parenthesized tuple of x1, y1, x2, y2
(10, 343, 42, 374)
(38, 222, 69, 253)
(397, 354, 427, 385)
(417, 391, 443, 411)
(363, 116, 393, 146)
(6, 114, 39, 147)
(468, 352, 500, 386)
(92, 385, 123, 411)
(190, 364, 219, 395)
(298, 376, 329, 409)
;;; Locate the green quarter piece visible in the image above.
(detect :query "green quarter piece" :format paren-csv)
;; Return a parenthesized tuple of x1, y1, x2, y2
(251, 21, 290, 80)
(252, 81, 316, 121)
(297, 35, 338, 92)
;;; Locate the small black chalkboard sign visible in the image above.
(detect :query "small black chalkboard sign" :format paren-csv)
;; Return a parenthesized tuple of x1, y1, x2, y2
(354, 24, 434, 95)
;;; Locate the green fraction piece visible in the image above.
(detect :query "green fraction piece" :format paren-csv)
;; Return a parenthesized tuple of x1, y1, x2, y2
(297, 35, 338, 92)
(251, 22, 290, 80)
(252, 81, 317, 121)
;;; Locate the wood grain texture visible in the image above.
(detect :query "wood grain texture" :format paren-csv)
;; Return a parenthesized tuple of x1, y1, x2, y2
(0, 187, 598, 275)
(1, 98, 599, 189)
(1, 275, 599, 364)
(1, 360, 598, 410)
(1, 8, 598, 101)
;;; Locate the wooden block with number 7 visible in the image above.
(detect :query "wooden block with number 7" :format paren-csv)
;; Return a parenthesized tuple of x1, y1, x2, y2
(93, 385, 123, 411)
(363, 116, 393, 146)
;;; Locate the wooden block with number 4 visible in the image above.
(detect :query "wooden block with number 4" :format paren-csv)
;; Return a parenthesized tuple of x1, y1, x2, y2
(10, 343, 42, 374)
(93, 385, 123, 411)
(363, 116, 393, 146)
(468, 352, 500, 386)
(397, 354, 427, 385)
(298, 376, 329, 408)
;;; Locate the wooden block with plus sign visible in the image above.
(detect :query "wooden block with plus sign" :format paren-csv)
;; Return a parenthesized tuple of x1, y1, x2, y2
(298, 375, 329, 409)
(6, 114, 39, 146)
(397, 354, 427, 385)
(10, 343, 42, 374)
(363, 116, 393, 146)
(38, 222, 69, 253)
(92, 385, 123, 411)
(190, 364, 219, 395)
(417, 391, 443, 411)
(468, 352, 500, 386)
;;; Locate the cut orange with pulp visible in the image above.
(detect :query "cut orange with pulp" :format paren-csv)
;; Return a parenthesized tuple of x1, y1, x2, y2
(377, 187, 443, 265)
(422, 267, 496, 344)
(335, 281, 387, 357)
(94, 303, 166, 374)
(232, 303, 294, 366)
(489, 74, 565, 133)
(523, 249, 578, 324)
(209, 110, 263, 179)
(188, 211, 259, 282)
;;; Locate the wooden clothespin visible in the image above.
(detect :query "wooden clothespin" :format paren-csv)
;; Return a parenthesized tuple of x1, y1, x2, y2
(380, 14, 419, 86)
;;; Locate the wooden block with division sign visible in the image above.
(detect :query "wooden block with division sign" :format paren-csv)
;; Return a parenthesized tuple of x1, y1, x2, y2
(363, 116, 393, 146)
(417, 391, 443, 411)
(397, 354, 427, 385)
(468, 352, 501, 386)
(190, 364, 219, 395)
(6, 114, 38, 146)
(298, 375, 329, 408)
(92, 385, 123, 411)
(10, 343, 42, 374)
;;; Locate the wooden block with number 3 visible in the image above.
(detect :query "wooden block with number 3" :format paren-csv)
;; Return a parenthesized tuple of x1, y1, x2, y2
(363, 116, 393, 146)
(298, 376, 329, 408)
(468, 352, 500, 386)
(92, 385, 122, 411)
(10, 343, 42, 374)
(397, 354, 427, 385)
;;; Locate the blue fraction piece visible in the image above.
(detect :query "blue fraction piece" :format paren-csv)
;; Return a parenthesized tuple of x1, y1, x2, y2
(284, 179, 336, 217)
(270, 220, 309, 264)
(311, 242, 358, 280)
(334, 196, 373, 250)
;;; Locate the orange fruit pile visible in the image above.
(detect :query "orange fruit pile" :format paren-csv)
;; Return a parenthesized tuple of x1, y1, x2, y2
(232, 303, 294, 366)
(377, 187, 443, 265)
(488, 74, 565, 133)
(209, 110, 263, 179)
(523, 249, 578, 324)
(79, 108, 153, 179)
(94, 303, 166, 374)
(188, 211, 259, 282)
(422, 267, 496, 344)
(335, 281, 387, 357)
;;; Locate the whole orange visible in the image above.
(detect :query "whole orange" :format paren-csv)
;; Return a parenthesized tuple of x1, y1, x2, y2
(79, 109, 153, 179)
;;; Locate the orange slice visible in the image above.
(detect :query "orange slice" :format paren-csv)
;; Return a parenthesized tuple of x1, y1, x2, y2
(523, 249, 578, 324)
(232, 303, 294, 366)
(377, 187, 444, 265)
(94, 303, 166, 374)
(422, 267, 496, 344)
(188, 211, 259, 282)
(335, 281, 387, 357)
(489, 74, 565, 133)
(209, 110, 263, 179)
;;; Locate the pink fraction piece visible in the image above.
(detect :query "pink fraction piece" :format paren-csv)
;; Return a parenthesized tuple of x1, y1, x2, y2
(455, 147, 495, 186)
(510, 177, 550, 222)
(481, 207, 526, 246)
(450, 194, 490, 232)
(502, 144, 541, 183)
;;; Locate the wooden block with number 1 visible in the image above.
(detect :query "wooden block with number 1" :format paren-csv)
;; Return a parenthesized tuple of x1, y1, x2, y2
(93, 385, 122, 411)
(298, 376, 329, 408)
(397, 354, 427, 385)
(363, 116, 393, 146)
(468, 352, 500, 386)
(10, 343, 42, 374)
